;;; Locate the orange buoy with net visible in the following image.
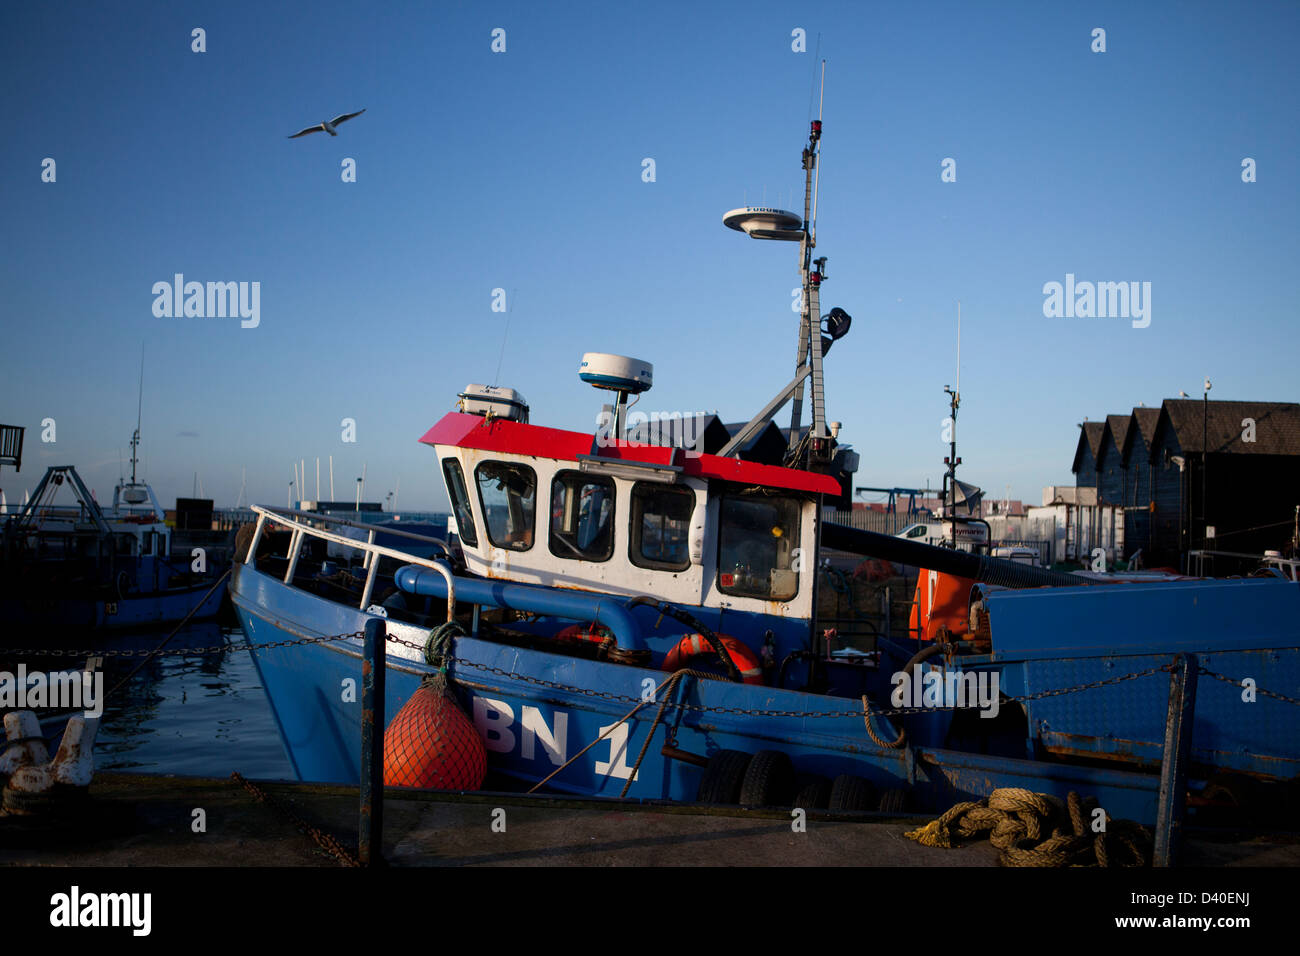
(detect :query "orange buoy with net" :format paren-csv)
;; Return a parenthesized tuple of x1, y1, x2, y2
(384, 671, 487, 789)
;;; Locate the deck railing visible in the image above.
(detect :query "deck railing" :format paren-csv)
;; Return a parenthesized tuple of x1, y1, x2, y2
(245, 505, 457, 621)
(0, 424, 23, 471)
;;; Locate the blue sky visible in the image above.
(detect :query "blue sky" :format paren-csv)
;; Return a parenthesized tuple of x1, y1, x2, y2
(3, 0, 1297, 512)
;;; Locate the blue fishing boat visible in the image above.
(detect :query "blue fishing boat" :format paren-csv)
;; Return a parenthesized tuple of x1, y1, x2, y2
(0, 426, 226, 631)
(231, 105, 1300, 829)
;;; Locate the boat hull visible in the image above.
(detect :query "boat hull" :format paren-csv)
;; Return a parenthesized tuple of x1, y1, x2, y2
(231, 562, 1175, 822)
(0, 579, 226, 632)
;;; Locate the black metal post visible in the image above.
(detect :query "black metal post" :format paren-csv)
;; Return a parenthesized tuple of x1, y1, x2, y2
(1154, 652, 1197, 867)
(359, 616, 386, 865)
(1202, 391, 1209, 555)
(944, 386, 958, 548)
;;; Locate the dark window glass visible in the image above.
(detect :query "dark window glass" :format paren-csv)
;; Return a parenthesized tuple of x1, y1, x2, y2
(629, 483, 694, 571)
(550, 471, 615, 562)
(442, 458, 478, 547)
(717, 493, 801, 600)
(475, 461, 536, 551)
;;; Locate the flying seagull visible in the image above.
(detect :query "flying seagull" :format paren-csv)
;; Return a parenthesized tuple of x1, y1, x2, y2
(288, 109, 366, 138)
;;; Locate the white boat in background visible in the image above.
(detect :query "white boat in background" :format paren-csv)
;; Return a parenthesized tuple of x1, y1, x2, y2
(1262, 550, 1300, 582)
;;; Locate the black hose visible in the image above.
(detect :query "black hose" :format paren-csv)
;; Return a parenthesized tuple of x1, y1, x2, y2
(821, 522, 1084, 589)
(626, 596, 743, 682)
(901, 642, 945, 679)
(777, 650, 816, 689)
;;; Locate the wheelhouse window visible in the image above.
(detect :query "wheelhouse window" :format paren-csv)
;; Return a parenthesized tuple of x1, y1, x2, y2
(442, 458, 478, 547)
(550, 471, 615, 562)
(475, 461, 536, 551)
(717, 492, 802, 601)
(629, 482, 693, 572)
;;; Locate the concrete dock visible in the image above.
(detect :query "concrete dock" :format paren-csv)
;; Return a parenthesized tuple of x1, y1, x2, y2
(2, 773, 1298, 866)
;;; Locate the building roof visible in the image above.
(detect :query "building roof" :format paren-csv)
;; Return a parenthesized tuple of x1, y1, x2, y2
(1153, 399, 1300, 458)
(1105, 414, 1130, 451)
(1071, 421, 1106, 474)
(1096, 414, 1131, 468)
(1119, 406, 1160, 464)
(1038, 486, 1098, 507)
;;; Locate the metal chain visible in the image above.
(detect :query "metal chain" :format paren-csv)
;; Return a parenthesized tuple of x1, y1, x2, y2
(230, 772, 361, 867)
(1006, 665, 1170, 706)
(1197, 664, 1300, 707)
(19, 628, 1295, 719)
(387, 633, 1180, 719)
(0, 631, 366, 660)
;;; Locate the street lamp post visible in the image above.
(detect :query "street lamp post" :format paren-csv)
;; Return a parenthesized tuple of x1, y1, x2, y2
(1202, 378, 1211, 554)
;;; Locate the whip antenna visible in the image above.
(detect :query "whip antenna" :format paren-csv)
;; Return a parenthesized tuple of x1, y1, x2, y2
(811, 59, 825, 240)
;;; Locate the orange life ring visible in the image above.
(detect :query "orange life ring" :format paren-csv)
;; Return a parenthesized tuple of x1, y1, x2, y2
(554, 622, 613, 645)
(661, 633, 764, 684)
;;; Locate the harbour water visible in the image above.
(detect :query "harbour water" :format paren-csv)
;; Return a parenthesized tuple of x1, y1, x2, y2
(89, 619, 293, 780)
(1, 510, 452, 783)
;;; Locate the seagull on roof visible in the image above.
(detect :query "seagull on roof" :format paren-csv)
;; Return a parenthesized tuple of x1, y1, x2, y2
(288, 109, 366, 138)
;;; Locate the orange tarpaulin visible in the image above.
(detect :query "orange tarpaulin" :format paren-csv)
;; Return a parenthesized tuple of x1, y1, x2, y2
(909, 569, 976, 641)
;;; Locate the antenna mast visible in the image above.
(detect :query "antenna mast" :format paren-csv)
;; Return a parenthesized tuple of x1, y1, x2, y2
(811, 59, 825, 242)
(718, 61, 852, 471)
(129, 346, 144, 484)
(944, 302, 962, 548)
(786, 58, 830, 463)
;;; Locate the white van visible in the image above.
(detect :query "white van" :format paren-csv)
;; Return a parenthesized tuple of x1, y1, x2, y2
(896, 518, 989, 552)
(989, 544, 1042, 566)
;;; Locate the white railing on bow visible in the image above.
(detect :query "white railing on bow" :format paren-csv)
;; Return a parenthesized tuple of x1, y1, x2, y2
(244, 505, 456, 621)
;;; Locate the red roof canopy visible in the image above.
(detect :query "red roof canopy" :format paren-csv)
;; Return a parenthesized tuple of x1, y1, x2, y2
(420, 413, 842, 496)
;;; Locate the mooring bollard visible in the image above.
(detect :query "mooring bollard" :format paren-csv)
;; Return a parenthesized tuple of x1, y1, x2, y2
(359, 616, 386, 865)
(1153, 652, 1197, 867)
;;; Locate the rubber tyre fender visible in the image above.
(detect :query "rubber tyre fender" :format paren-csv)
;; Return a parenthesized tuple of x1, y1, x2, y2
(828, 774, 876, 812)
(1201, 770, 1267, 825)
(696, 749, 752, 804)
(738, 749, 795, 807)
(877, 788, 908, 813)
(792, 775, 831, 811)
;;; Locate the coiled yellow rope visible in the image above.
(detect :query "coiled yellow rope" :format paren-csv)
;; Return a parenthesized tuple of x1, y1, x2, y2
(904, 787, 1152, 867)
